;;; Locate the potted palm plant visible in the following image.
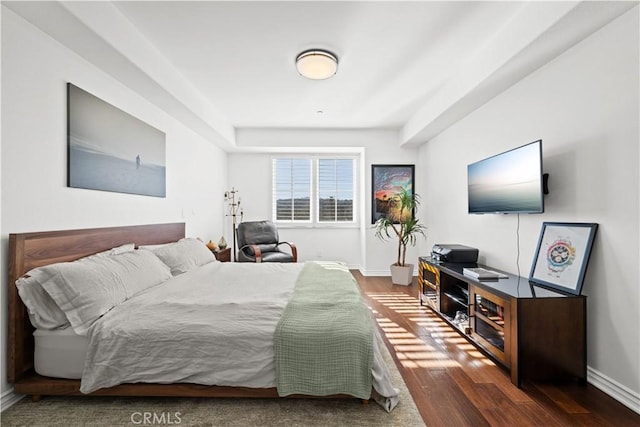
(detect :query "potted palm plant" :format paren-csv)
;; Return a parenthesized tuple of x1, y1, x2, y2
(374, 188, 427, 285)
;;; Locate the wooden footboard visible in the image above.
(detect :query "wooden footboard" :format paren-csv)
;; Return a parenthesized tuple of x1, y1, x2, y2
(14, 372, 365, 402)
(14, 373, 281, 398)
(8, 223, 185, 386)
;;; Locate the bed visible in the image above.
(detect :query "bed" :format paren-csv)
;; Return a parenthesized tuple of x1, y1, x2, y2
(8, 223, 398, 410)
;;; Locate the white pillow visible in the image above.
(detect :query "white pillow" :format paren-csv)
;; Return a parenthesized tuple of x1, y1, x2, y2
(93, 242, 136, 257)
(15, 243, 136, 330)
(137, 243, 171, 251)
(28, 250, 172, 335)
(16, 276, 69, 330)
(143, 238, 216, 276)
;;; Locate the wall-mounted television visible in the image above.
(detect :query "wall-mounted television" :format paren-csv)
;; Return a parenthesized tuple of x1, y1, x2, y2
(467, 140, 544, 214)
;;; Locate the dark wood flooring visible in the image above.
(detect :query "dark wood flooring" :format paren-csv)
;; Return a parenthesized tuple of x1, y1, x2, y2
(353, 271, 640, 427)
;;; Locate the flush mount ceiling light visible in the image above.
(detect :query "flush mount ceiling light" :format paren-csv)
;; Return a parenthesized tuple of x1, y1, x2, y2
(295, 49, 338, 80)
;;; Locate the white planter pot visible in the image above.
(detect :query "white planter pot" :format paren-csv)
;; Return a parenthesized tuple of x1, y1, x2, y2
(390, 263, 414, 286)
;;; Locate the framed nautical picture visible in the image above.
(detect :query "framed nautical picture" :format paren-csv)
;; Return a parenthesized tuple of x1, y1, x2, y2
(529, 222, 598, 295)
(371, 164, 415, 224)
(67, 83, 166, 197)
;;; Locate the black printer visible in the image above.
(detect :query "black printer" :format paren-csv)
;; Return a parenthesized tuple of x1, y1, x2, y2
(431, 244, 478, 263)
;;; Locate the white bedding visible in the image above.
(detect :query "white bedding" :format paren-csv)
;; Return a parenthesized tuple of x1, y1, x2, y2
(70, 261, 397, 409)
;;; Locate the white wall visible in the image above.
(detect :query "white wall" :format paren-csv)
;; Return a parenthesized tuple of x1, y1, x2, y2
(418, 7, 639, 409)
(226, 153, 363, 265)
(0, 8, 227, 403)
(229, 129, 419, 272)
(363, 138, 422, 275)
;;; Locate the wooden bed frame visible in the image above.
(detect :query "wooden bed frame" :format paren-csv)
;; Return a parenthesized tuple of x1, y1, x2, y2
(8, 222, 364, 402)
(7, 223, 276, 400)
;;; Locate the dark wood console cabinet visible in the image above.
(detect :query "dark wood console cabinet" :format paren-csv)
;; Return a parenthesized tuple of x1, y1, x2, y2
(418, 256, 586, 387)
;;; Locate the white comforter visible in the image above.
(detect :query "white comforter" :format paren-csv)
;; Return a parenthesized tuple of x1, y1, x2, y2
(81, 261, 399, 409)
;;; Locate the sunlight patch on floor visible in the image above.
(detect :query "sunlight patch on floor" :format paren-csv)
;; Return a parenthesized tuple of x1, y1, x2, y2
(400, 359, 462, 369)
(408, 316, 445, 322)
(425, 326, 460, 333)
(388, 338, 428, 345)
(380, 326, 411, 333)
(443, 337, 469, 345)
(365, 290, 494, 370)
(452, 343, 477, 352)
(393, 344, 437, 352)
(385, 332, 417, 339)
(396, 351, 449, 360)
(430, 331, 461, 338)
(411, 318, 446, 324)
(468, 350, 487, 359)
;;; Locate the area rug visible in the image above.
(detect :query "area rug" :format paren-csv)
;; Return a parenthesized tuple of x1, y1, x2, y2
(1, 343, 424, 427)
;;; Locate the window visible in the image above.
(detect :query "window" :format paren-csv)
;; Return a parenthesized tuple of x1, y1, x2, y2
(272, 156, 357, 225)
(272, 158, 311, 221)
(318, 159, 354, 222)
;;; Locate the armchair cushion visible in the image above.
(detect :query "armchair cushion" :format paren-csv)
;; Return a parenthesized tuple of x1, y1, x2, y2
(260, 251, 295, 263)
(242, 243, 277, 256)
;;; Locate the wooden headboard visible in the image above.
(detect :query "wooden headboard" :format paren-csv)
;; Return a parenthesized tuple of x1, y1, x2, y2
(7, 223, 185, 384)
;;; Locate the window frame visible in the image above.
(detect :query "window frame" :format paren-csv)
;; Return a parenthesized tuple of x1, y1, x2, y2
(271, 157, 313, 224)
(271, 154, 359, 228)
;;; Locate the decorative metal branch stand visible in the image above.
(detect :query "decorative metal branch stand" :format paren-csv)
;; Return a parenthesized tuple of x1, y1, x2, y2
(224, 188, 243, 262)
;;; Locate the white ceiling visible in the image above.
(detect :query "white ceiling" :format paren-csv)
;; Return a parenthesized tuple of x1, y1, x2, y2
(115, 1, 522, 129)
(4, 1, 637, 150)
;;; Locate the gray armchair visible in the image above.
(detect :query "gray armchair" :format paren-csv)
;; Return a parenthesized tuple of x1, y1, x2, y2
(236, 220, 297, 263)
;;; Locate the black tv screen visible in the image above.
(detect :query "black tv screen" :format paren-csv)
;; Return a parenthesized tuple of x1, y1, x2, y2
(467, 140, 544, 214)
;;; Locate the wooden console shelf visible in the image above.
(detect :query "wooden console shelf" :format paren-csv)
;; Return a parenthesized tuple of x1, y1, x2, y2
(418, 256, 586, 387)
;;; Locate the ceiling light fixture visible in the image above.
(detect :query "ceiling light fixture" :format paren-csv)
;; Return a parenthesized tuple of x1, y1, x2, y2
(295, 49, 338, 80)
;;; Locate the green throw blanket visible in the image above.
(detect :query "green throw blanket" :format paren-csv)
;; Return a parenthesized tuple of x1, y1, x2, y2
(275, 261, 373, 399)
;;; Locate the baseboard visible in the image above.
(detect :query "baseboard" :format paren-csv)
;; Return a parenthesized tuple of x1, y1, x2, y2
(588, 366, 640, 415)
(358, 269, 418, 277)
(359, 269, 391, 276)
(1, 388, 24, 412)
(310, 261, 360, 271)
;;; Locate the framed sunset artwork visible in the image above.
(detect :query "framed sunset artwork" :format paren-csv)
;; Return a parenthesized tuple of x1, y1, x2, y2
(371, 164, 415, 224)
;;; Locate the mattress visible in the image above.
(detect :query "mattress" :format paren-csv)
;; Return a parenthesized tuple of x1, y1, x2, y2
(34, 327, 88, 379)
